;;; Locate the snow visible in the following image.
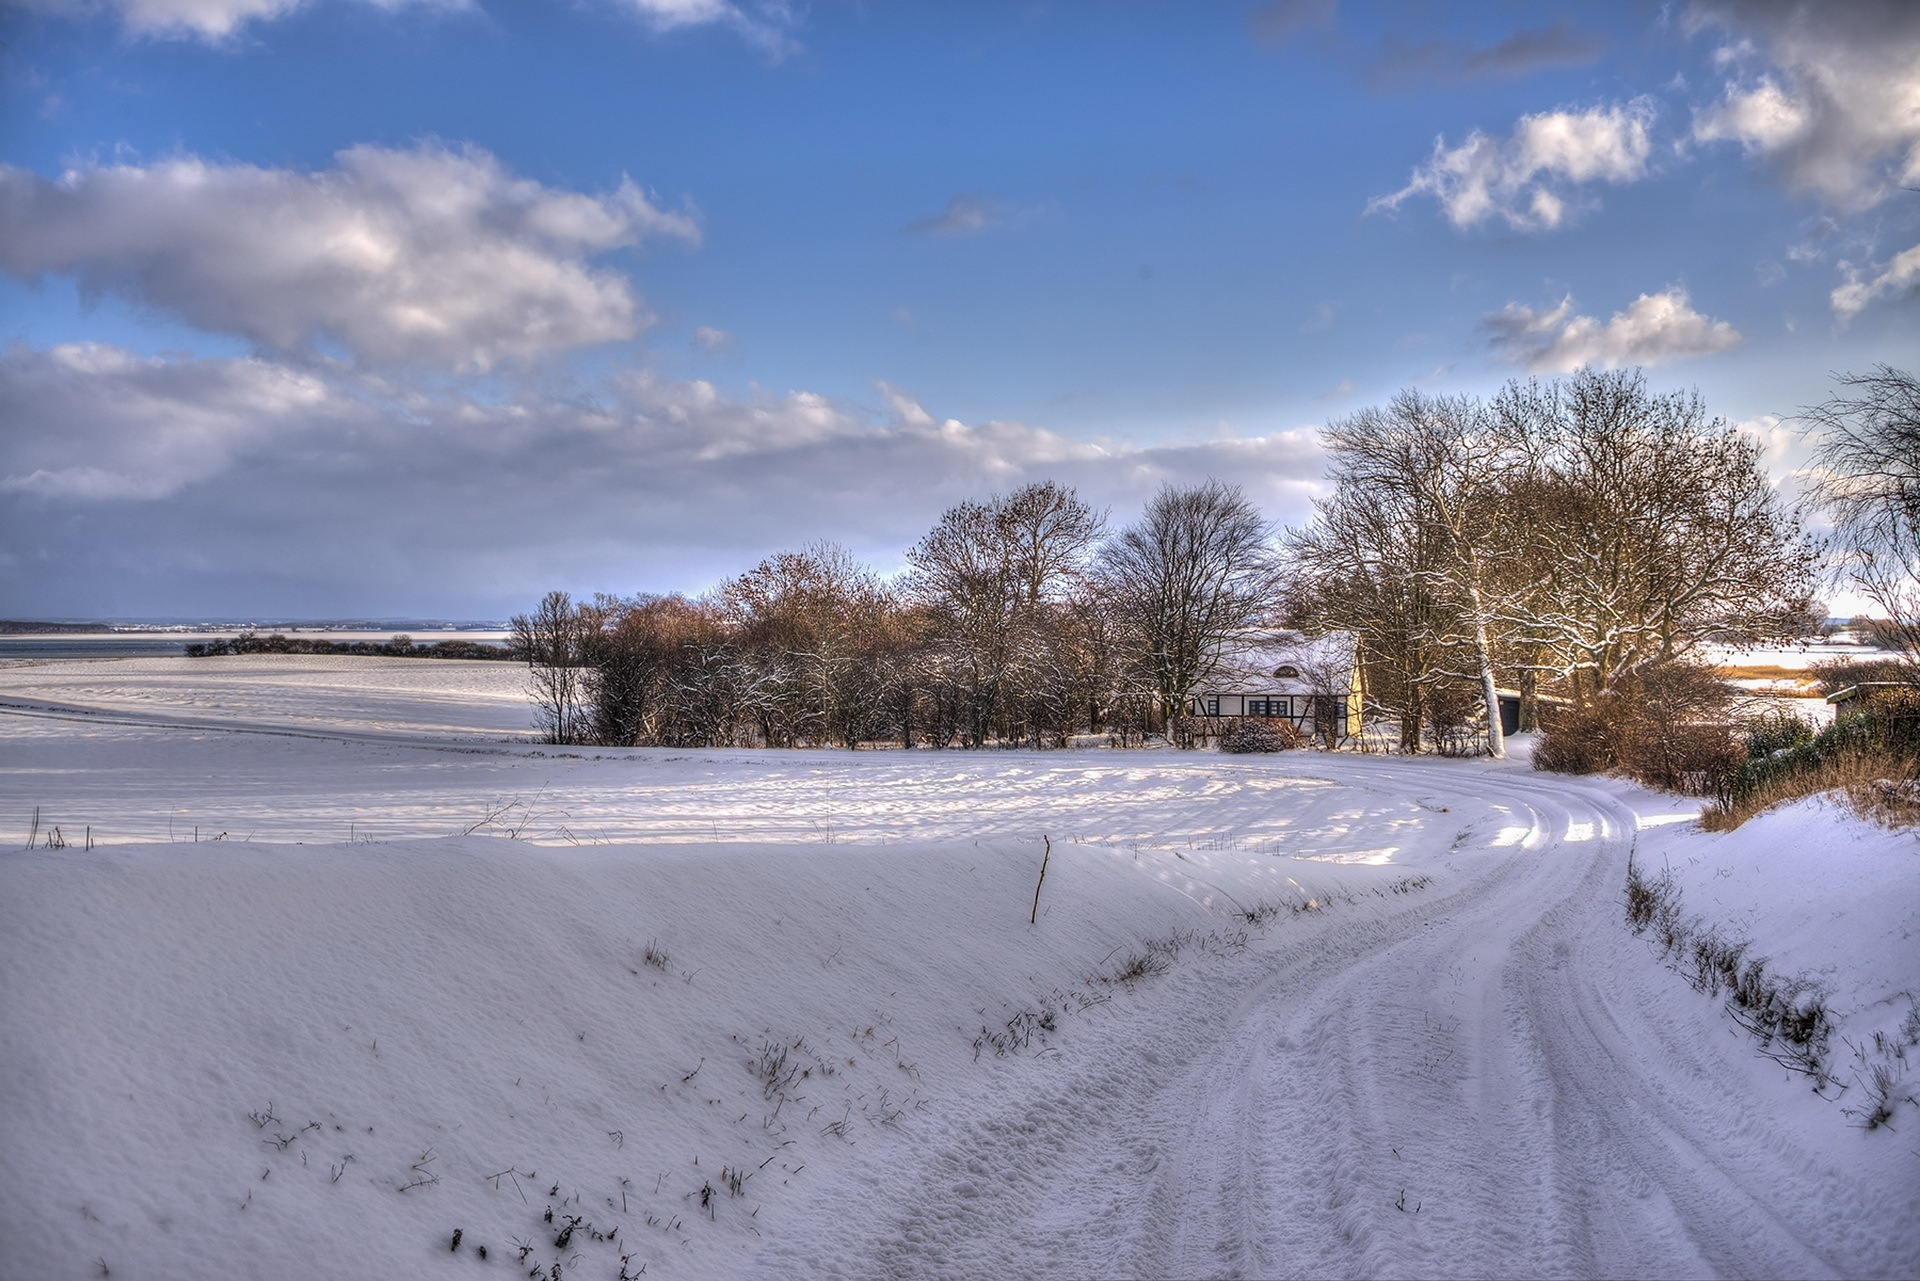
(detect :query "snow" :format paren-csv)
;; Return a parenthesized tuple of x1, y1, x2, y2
(1702, 639, 1884, 672)
(2, 656, 1916, 1279)
(1638, 796, 1920, 1109)
(1702, 637, 1905, 723)
(0, 654, 534, 740)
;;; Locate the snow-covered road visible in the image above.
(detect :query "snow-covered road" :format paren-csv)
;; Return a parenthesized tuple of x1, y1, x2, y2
(764, 761, 1912, 1280)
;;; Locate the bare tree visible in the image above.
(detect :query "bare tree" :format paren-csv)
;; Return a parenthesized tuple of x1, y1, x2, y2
(1801, 365, 1920, 663)
(1317, 391, 1522, 757)
(998, 482, 1107, 746)
(510, 590, 591, 744)
(907, 482, 1104, 747)
(998, 480, 1108, 609)
(906, 498, 1019, 746)
(1291, 370, 1815, 753)
(1496, 369, 1818, 696)
(1100, 480, 1278, 739)
(722, 542, 893, 748)
(1286, 480, 1450, 752)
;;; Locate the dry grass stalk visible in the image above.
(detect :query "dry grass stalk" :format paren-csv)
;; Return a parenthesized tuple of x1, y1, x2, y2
(1700, 747, 1918, 831)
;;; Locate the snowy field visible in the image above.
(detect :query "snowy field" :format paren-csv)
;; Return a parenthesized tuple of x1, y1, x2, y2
(1703, 636, 1899, 722)
(1, 657, 1916, 1280)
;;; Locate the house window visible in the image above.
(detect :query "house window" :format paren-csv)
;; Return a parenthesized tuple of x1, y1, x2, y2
(1248, 697, 1292, 718)
(1273, 665, 1299, 678)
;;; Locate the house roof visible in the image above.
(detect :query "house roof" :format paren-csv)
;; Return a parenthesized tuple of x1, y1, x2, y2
(1826, 680, 1916, 704)
(1197, 631, 1357, 694)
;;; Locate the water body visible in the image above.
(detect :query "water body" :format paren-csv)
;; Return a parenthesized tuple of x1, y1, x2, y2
(0, 637, 196, 660)
(0, 632, 510, 662)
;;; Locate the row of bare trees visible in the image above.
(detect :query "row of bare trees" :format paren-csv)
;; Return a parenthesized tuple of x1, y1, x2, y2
(512, 480, 1279, 747)
(1286, 368, 1821, 756)
(516, 365, 1909, 755)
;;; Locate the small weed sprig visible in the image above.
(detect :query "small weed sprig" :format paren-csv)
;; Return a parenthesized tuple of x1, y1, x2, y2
(1626, 855, 1835, 1084)
(459, 787, 561, 839)
(1029, 834, 1051, 924)
(1840, 1001, 1920, 1130)
(973, 921, 1266, 1061)
(397, 1148, 440, 1193)
(1235, 875, 1431, 927)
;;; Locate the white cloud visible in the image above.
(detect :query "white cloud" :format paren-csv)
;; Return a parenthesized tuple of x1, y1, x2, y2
(1831, 241, 1920, 320)
(0, 143, 698, 370)
(0, 342, 335, 500)
(0, 345, 1328, 614)
(115, 0, 306, 39)
(1370, 100, 1655, 230)
(1483, 288, 1744, 372)
(1688, 1, 1920, 211)
(26, 0, 463, 42)
(28, 0, 794, 48)
(621, 0, 798, 57)
(626, 0, 731, 26)
(905, 193, 1008, 237)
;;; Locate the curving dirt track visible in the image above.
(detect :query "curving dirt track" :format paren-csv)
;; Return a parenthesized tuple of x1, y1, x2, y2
(762, 759, 1915, 1281)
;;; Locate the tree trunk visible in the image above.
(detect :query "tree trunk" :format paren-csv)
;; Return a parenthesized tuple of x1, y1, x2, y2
(1468, 580, 1505, 759)
(1475, 619, 1505, 759)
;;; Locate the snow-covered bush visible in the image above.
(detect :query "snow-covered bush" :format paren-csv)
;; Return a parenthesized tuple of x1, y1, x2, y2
(1219, 717, 1303, 753)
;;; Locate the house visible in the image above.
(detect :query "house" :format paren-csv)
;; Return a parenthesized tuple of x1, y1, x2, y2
(1493, 686, 1572, 736)
(1187, 631, 1363, 744)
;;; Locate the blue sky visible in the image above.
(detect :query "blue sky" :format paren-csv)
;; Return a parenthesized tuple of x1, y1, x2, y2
(1, 0, 1915, 618)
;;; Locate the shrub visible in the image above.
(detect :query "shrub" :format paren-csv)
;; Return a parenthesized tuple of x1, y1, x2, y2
(185, 632, 513, 661)
(1740, 708, 1817, 759)
(1617, 719, 1742, 795)
(1808, 656, 1915, 698)
(1866, 684, 1920, 758)
(1219, 717, 1303, 754)
(1535, 659, 1736, 795)
(1533, 702, 1612, 774)
(1702, 686, 1920, 829)
(1423, 679, 1484, 757)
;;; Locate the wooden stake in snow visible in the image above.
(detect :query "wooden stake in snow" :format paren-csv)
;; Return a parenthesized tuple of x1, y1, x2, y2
(1030, 835, 1051, 925)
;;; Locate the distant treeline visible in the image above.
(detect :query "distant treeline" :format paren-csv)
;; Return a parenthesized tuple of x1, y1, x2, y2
(0, 620, 113, 634)
(516, 368, 1869, 758)
(186, 632, 513, 660)
(514, 478, 1278, 751)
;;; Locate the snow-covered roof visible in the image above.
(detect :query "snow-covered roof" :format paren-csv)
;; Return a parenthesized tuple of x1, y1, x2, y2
(1198, 630, 1357, 694)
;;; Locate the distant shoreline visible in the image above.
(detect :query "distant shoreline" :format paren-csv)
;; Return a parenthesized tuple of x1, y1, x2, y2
(0, 619, 509, 635)
(0, 629, 514, 662)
